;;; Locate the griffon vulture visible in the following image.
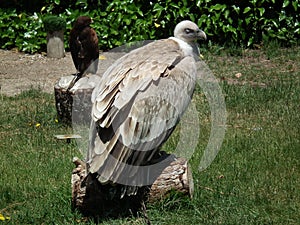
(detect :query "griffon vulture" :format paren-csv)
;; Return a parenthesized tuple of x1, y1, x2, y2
(88, 20, 206, 198)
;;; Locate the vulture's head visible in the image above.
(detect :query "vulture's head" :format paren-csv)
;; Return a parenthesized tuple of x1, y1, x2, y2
(73, 16, 93, 29)
(174, 20, 207, 43)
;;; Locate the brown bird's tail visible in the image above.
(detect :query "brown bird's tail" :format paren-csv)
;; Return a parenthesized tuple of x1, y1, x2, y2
(66, 71, 83, 92)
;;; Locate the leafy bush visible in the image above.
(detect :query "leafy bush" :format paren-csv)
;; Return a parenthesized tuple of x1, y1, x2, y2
(0, 9, 46, 53)
(0, 0, 299, 53)
(43, 15, 66, 32)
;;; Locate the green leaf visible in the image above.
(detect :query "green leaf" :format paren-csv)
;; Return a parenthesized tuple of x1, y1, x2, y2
(247, 37, 254, 46)
(211, 4, 226, 11)
(54, 0, 60, 5)
(224, 9, 230, 19)
(189, 14, 195, 22)
(65, 9, 71, 16)
(283, 0, 290, 8)
(137, 9, 143, 16)
(169, 2, 179, 9)
(124, 18, 131, 26)
(153, 3, 164, 12)
(271, 20, 279, 28)
(179, 8, 185, 17)
(100, 12, 107, 16)
(2, 41, 14, 47)
(258, 7, 265, 16)
(243, 7, 251, 14)
(232, 5, 240, 14)
(245, 17, 251, 25)
(292, 1, 298, 11)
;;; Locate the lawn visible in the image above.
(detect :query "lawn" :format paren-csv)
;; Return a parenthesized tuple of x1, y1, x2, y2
(0, 44, 299, 224)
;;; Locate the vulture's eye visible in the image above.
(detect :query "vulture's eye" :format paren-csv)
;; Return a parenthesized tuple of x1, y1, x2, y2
(185, 28, 194, 34)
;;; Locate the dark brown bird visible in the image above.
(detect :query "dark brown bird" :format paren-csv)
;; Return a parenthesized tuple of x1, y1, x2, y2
(68, 16, 99, 90)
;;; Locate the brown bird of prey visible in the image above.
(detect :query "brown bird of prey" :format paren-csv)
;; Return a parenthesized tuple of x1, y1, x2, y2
(68, 16, 99, 90)
(88, 20, 206, 198)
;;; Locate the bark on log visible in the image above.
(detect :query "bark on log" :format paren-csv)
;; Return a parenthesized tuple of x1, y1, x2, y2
(148, 157, 194, 203)
(71, 154, 193, 217)
(54, 75, 101, 125)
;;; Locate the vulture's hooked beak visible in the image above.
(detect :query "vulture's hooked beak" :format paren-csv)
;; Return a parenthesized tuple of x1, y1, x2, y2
(197, 29, 207, 41)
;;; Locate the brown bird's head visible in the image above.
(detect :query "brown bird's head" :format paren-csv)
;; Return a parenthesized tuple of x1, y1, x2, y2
(73, 16, 93, 29)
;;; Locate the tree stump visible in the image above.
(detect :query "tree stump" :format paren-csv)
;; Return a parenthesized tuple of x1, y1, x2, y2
(54, 75, 101, 125)
(71, 154, 193, 217)
(46, 30, 65, 58)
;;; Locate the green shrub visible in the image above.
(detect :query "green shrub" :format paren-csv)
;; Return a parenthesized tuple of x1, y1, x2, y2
(0, 9, 46, 53)
(0, 0, 299, 53)
(43, 15, 66, 32)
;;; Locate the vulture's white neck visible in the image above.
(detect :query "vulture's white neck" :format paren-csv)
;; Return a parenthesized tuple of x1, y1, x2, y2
(169, 37, 200, 58)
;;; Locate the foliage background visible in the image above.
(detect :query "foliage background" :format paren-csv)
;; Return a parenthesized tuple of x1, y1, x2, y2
(0, 0, 299, 53)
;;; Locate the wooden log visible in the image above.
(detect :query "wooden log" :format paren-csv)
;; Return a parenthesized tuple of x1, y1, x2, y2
(148, 157, 194, 203)
(54, 75, 101, 125)
(71, 153, 193, 217)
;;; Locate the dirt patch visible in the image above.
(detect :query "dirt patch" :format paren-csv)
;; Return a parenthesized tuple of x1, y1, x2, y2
(0, 49, 123, 96)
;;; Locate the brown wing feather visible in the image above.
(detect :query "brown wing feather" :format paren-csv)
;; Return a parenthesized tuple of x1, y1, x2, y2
(77, 27, 99, 74)
(69, 20, 99, 74)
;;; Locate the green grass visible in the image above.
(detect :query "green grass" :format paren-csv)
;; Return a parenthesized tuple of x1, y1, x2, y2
(0, 45, 299, 224)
